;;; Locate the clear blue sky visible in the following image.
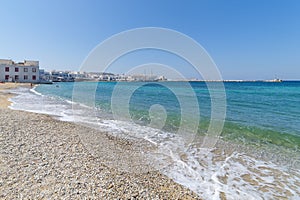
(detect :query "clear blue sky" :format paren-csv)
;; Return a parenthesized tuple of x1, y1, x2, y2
(0, 0, 299, 80)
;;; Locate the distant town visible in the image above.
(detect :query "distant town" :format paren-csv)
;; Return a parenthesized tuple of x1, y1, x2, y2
(0, 59, 168, 83)
(41, 70, 168, 83)
(0, 58, 283, 83)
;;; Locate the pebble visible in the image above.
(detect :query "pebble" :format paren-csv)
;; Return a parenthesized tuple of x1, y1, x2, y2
(0, 108, 201, 199)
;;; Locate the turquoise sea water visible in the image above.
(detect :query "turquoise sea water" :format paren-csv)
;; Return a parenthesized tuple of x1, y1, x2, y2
(10, 81, 300, 198)
(35, 81, 300, 150)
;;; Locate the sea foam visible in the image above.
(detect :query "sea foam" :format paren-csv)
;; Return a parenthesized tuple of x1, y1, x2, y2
(8, 86, 300, 199)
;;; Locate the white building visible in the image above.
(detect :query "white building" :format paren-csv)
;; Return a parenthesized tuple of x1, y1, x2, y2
(39, 69, 51, 81)
(50, 71, 74, 82)
(0, 59, 40, 83)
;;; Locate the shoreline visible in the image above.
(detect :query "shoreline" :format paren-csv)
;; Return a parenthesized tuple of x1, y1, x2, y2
(0, 84, 200, 199)
(0, 82, 33, 108)
(2, 83, 300, 199)
(0, 83, 25, 108)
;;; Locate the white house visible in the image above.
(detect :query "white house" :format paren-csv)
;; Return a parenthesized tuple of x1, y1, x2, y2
(0, 59, 40, 83)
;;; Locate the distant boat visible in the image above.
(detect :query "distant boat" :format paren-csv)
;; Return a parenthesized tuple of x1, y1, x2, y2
(263, 78, 283, 82)
(272, 78, 283, 82)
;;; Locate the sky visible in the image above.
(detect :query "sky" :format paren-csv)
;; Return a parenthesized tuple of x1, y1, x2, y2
(0, 0, 299, 80)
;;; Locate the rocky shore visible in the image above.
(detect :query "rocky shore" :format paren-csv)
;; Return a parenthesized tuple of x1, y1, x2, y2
(0, 84, 200, 199)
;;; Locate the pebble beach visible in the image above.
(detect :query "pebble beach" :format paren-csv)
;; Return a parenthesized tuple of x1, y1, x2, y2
(0, 83, 200, 199)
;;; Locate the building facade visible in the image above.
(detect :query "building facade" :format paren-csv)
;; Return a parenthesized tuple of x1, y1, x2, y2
(0, 59, 40, 83)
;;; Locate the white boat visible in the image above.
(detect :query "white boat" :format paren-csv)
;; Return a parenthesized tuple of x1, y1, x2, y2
(264, 78, 283, 82)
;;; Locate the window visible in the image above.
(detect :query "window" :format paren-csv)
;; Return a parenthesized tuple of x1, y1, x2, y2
(24, 75, 28, 80)
(15, 75, 19, 81)
(5, 67, 9, 72)
(5, 75, 9, 80)
(32, 68, 36, 72)
(24, 68, 28, 72)
(32, 75, 36, 80)
(15, 67, 19, 72)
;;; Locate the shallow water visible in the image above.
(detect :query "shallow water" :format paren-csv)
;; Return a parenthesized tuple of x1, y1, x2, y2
(9, 81, 300, 199)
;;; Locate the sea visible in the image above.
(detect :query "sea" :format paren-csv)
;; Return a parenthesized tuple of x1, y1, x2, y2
(9, 81, 300, 199)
